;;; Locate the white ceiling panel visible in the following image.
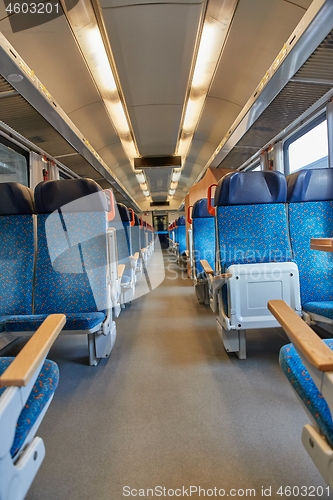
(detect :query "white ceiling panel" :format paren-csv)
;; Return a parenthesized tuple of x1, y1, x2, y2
(208, 0, 313, 105)
(129, 104, 184, 156)
(101, 3, 203, 107)
(0, 0, 318, 209)
(195, 97, 242, 145)
(181, 0, 314, 195)
(69, 102, 120, 152)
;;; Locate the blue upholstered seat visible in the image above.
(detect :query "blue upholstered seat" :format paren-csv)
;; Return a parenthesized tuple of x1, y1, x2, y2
(176, 216, 186, 256)
(287, 168, 333, 319)
(192, 198, 215, 277)
(280, 340, 333, 447)
(0, 357, 59, 457)
(212, 171, 300, 359)
(4, 312, 105, 332)
(0, 183, 35, 320)
(2, 179, 115, 365)
(215, 171, 291, 272)
(115, 203, 132, 276)
(112, 203, 136, 303)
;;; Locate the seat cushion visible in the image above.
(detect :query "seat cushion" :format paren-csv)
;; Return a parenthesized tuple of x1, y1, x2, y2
(279, 340, 333, 447)
(0, 357, 59, 457)
(303, 301, 333, 321)
(4, 312, 105, 332)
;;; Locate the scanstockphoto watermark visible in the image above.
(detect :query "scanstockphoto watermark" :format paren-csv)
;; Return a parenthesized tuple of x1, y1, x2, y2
(122, 485, 257, 497)
(45, 192, 165, 308)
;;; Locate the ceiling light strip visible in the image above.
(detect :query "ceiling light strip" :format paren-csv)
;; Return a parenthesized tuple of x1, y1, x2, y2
(175, 0, 238, 167)
(59, 0, 139, 168)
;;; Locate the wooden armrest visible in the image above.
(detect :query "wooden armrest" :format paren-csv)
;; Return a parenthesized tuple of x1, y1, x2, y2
(200, 260, 214, 275)
(268, 300, 333, 371)
(118, 264, 125, 279)
(185, 250, 189, 257)
(310, 238, 333, 252)
(133, 252, 139, 261)
(0, 314, 66, 387)
(221, 273, 232, 279)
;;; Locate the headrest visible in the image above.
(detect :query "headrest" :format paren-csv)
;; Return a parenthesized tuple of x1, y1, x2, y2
(177, 215, 186, 226)
(116, 203, 131, 222)
(214, 171, 287, 206)
(134, 213, 140, 226)
(0, 182, 34, 215)
(287, 168, 333, 202)
(35, 179, 107, 213)
(192, 198, 214, 218)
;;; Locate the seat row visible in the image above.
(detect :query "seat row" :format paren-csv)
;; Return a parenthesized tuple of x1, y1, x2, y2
(186, 168, 333, 359)
(0, 178, 155, 499)
(0, 179, 154, 366)
(168, 215, 187, 269)
(187, 168, 333, 487)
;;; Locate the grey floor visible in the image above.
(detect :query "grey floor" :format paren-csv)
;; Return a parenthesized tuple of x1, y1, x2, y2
(22, 249, 332, 499)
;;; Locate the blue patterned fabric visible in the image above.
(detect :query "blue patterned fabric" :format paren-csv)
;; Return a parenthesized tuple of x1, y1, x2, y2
(216, 204, 291, 271)
(111, 219, 132, 277)
(288, 201, 333, 305)
(280, 340, 333, 447)
(177, 226, 186, 255)
(131, 226, 141, 254)
(0, 357, 59, 458)
(303, 302, 333, 320)
(193, 218, 216, 275)
(34, 212, 108, 314)
(215, 171, 287, 206)
(0, 215, 34, 315)
(4, 312, 104, 332)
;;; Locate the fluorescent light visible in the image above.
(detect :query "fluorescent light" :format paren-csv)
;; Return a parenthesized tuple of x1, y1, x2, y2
(143, 190, 150, 197)
(170, 181, 178, 190)
(135, 171, 146, 184)
(171, 169, 181, 182)
(169, 189, 176, 196)
(176, 0, 238, 162)
(59, 0, 138, 165)
(140, 183, 148, 190)
(182, 95, 206, 134)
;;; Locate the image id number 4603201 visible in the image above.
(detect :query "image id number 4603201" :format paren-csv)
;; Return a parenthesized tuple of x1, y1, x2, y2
(5, 2, 60, 14)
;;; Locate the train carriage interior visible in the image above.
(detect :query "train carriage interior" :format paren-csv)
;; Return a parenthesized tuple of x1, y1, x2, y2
(2, 0, 333, 498)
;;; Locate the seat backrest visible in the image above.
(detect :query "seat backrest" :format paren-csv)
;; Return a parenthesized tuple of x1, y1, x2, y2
(34, 179, 109, 314)
(177, 215, 186, 255)
(115, 203, 132, 265)
(132, 213, 141, 254)
(0, 183, 35, 315)
(214, 171, 290, 271)
(287, 168, 333, 305)
(192, 198, 216, 276)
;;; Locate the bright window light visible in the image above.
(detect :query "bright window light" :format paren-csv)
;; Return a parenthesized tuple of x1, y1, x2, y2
(288, 120, 328, 173)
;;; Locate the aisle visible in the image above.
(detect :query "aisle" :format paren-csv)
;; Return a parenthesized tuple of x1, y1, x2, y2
(26, 249, 331, 499)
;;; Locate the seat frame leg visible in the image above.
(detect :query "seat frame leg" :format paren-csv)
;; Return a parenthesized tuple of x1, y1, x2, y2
(217, 319, 247, 359)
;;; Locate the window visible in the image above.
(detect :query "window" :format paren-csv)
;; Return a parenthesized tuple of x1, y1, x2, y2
(284, 116, 328, 174)
(0, 140, 28, 185)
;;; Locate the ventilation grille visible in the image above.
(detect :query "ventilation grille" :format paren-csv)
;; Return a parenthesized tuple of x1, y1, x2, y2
(218, 30, 333, 169)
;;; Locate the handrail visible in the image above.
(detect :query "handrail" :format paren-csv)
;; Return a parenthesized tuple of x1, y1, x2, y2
(104, 189, 116, 221)
(128, 207, 135, 226)
(207, 184, 218, 216)
(187, 205, 193, 224)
